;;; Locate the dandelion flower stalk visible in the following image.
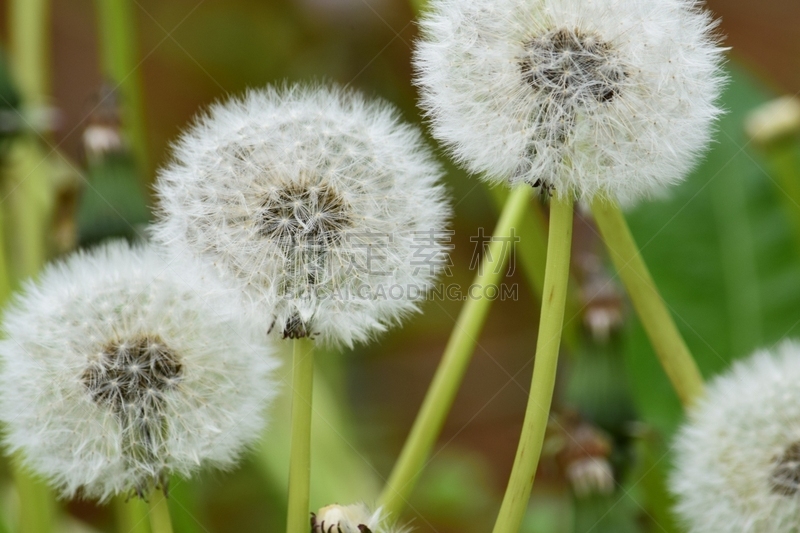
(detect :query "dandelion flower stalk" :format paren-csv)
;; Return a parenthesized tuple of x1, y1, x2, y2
(590, 198, 704, 405)
(114, 495, 149, 533)
(492, 195, 573, 533)
(378, 185, 531, 516)
(286, 338, 315, 533)
(148, 490, 174, 533)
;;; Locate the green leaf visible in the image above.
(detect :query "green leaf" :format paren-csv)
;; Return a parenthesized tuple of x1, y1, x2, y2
(623, 63, 800, 436)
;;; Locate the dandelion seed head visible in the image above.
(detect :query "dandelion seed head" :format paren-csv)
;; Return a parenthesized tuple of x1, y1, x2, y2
(152, 84, 450, 347)
(415, 0, 726, 203)
(0, 241, 279, 501)
(312, 503, 409, 533)
(670, 341, 800, 532)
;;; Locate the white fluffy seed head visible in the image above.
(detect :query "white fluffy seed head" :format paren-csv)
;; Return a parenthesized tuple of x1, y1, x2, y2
(0, 241, 280, 501)
(152, 84, 450, 348)
(312, 503, 409, 533)
(670, 341, 800, 533)
(415, 0, 726, 203)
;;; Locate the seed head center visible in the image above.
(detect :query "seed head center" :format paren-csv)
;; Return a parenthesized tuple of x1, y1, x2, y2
(521, 28, 625, 104)
(83, 335, 183, 413)
(770, 441, 800, 496)
(259, 182, 351, 248)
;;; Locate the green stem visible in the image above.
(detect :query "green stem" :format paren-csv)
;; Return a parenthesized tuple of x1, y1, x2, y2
(114, 494, 150, 533)
(7, 1, 56, 531)
(377, 185, 532, 518)
(11, 462, 53, 533)
(286, 338, 315, 533)
(488, 185, 581, 353)
(94, 0, 150, 177)
(492, 195, 573, 533)
(0, 205, 12, 304)
(7, 0, 51, 278)
(148, 491, 173, 533)
(590, 198, 704, 406)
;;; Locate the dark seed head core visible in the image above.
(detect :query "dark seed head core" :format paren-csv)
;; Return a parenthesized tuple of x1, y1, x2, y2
(771, 441, 800, 496)
(282, 313, 311, 340)
(258, 181, 352, 249)
(83, 335, 183, 413)
(520, 28, 626, 105)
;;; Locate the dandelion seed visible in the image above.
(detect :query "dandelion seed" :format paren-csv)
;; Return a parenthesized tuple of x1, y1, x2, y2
(670, 341, 800, 533)
(152, 85, 450, 347)
(415, 0, 726, 202)
(0, 241, 279, 501)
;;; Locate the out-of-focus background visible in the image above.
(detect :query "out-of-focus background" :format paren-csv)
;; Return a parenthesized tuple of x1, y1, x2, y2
(0, 0, 799, 532)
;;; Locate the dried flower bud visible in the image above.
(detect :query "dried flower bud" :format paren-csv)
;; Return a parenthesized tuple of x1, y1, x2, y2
(312, 503, 408, 533)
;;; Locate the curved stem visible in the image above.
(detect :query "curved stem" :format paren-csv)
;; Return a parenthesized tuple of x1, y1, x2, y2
(148, 491, 174, 533)
(488, 185, 581, 353)
(286, 338, 315, 533)
(378, 185, 533, 517)
(590, 198, 704, 406)
(492, 195, 573, 533)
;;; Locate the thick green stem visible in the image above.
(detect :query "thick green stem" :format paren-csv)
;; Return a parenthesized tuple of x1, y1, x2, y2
(488, 186, 581, 353)
(11, 463, 53, 533)
(590, 198, 704, 406)
(148, 491, 173, 533)
(492, 195, 573, 533)
(114, 495, 150, 533)
(378, 185, 532, 517)
(286, 338, 315, 533)
(94, 0, 150, 176)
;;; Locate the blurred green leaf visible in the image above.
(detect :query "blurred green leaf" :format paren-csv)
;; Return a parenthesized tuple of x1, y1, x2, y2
(622, 64, 800, 436)
(76, 153, 150, 245)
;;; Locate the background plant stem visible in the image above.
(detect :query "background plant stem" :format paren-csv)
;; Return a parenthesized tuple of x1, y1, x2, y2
(590, 198, 704, 406)
(7, 0, 52, 279)
(492, 195, 573, 533)
(7, 0, 56, 531)
(94, 0, 150, 178)
(378, 185, 533, 518)
(286, 338, 315, 533)
(148, 491, 173, 533)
